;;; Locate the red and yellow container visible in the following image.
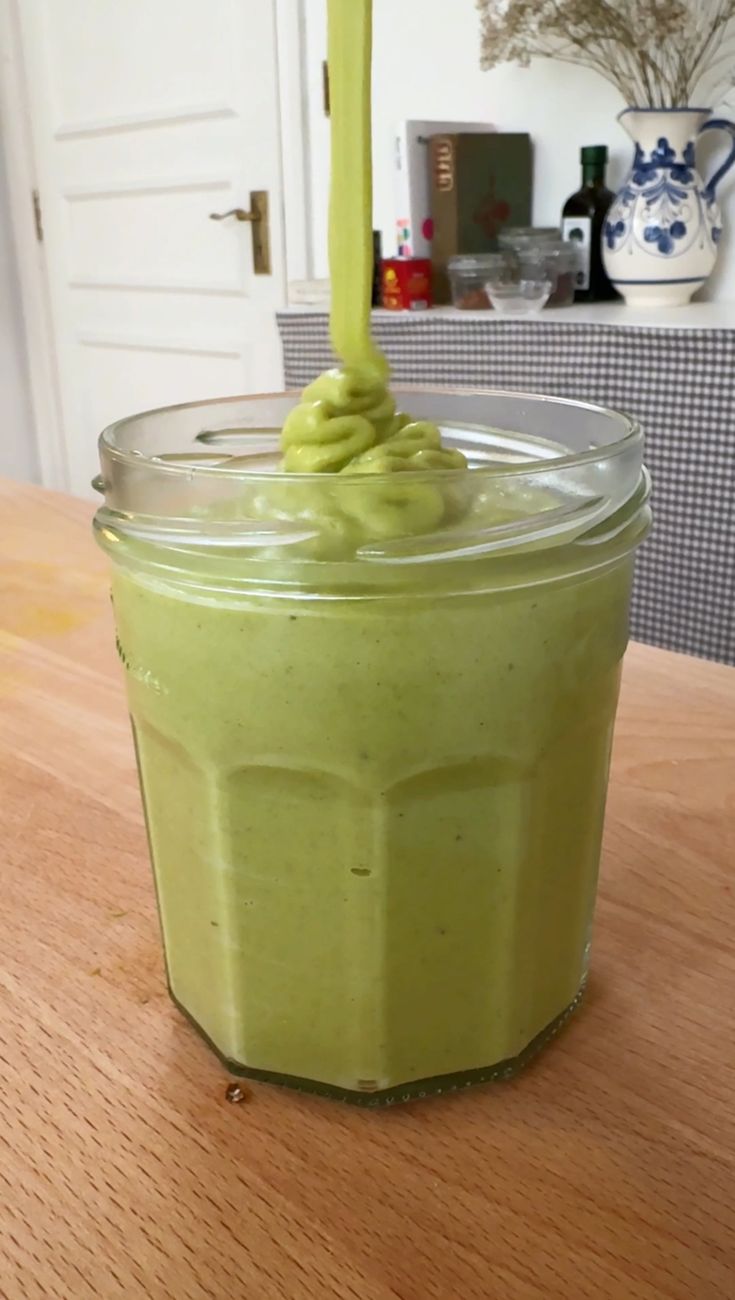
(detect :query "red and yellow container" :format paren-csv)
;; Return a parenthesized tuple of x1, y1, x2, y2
(381, 257, 432, 311)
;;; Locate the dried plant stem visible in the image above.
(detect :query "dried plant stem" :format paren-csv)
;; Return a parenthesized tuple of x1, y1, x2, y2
(477, 1, 735, 109)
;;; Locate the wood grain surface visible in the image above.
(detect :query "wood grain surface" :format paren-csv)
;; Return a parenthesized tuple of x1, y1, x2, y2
(1, 477, 733, 1300)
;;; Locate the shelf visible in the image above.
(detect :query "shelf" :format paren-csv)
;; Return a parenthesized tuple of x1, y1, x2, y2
(282, 299, 735, 330)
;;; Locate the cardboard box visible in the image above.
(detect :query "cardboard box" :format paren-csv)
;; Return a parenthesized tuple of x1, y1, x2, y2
(394, 120, 494, 259)
(429, 133, 532, 303)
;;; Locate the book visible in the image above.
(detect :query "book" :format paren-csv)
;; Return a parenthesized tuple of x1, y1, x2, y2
(429, 133, 533, 303)
(394, 120, 494, 259)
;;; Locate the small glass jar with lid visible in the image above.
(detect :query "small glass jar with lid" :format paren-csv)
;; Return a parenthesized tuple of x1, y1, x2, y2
(448, 253, 512, 309)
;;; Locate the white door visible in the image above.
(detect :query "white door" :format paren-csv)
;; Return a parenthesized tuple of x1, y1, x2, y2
(15, 0, 290, 496)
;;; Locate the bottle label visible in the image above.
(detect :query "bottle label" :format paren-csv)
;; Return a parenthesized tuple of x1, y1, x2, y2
(562, 215, 592, 291)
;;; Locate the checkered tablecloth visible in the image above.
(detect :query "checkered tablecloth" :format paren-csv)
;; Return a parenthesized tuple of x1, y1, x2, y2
(278, 312, 735, 665)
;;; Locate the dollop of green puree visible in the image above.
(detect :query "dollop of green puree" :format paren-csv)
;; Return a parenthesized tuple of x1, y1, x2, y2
(280, 365, 467, 538)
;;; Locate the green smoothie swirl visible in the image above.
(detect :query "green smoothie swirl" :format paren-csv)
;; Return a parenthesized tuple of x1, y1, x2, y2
(281, 366, 466, 475)
(282, 0, 466, 492)
(281, 364, 466, 541)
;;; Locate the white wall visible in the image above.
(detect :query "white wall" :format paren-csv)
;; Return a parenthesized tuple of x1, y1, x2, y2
(0, 121, 37, 483)
(303, 0, 735, 304)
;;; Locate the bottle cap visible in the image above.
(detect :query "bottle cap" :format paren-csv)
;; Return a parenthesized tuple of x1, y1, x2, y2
(581, 145, 608, 165)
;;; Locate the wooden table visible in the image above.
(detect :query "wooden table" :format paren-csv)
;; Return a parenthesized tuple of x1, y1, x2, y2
(1, 478, 733, 1300)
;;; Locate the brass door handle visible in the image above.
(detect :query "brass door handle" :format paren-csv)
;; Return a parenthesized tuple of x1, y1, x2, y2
(209, 208, 255, 222)
(209, 190, 271, 275)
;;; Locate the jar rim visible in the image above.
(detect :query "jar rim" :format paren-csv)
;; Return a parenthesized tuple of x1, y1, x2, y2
(98, 385, 641, 486)
(498, 227, 561, 245)
(96, 387, 648, 568)
(449, 253, 509, 268)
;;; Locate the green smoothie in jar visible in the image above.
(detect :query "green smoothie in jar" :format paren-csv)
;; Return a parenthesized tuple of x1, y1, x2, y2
(94, 0, 649, 1103)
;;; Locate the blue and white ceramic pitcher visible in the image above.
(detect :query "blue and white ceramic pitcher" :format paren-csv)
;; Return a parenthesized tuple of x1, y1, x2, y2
(602, 108, 735, 306)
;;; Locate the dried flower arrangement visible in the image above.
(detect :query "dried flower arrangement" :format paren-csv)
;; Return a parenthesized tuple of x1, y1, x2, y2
(477, 0, 735, 108)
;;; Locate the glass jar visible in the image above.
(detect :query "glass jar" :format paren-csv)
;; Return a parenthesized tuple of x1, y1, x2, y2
(498, 226, 560, 252)
(518, 242, 582, 307)
(94, 390, 650, 1105)
(448, 253, 511, 309)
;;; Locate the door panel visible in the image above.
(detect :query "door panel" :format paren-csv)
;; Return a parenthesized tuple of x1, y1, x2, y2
(18, 0, 287, 496)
